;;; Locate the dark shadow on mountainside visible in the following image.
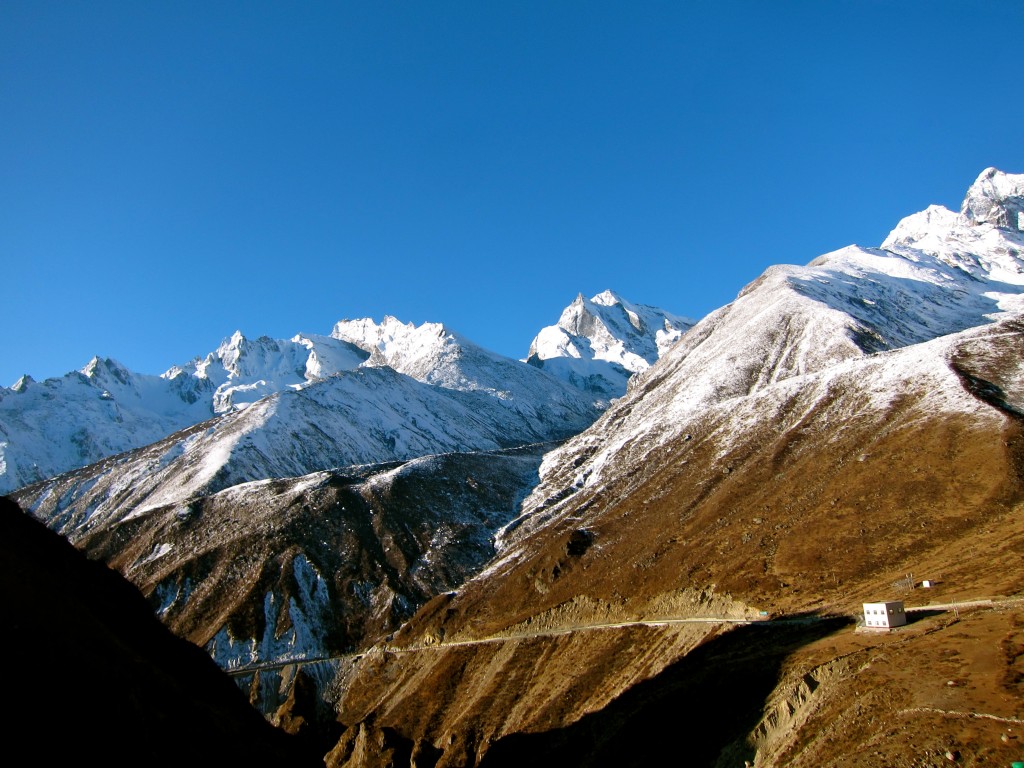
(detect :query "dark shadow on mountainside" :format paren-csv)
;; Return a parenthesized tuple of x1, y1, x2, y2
(0, 495, 324, 767)
(478, 614, 852, 768)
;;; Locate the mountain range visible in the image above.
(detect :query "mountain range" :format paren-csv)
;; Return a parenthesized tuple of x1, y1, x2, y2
(5, 166, 1024, 767)
(0, 294, 687, 495)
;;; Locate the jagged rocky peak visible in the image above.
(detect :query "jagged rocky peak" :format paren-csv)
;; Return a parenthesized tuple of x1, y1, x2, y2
(529, 290, 691, 369)
(206, 330, 287, 379)
(523, 290, 692, 405)
(212, 329, 248, 376)
(79, 356, 132, 385)
(11, 374, 34, 393)
(332, 315, 448, 357)
(879, 167, 1024, 283)
(561, 291, 608, 336)
(329, 316, 385, 348)
(331, 316, 471, 386)
(161, 328, 370, 414)
(560, 290, 642, 338)
(883, 167, 1024, 248)
(167, 330, 246, 383)
(960, 166, 1024, 230)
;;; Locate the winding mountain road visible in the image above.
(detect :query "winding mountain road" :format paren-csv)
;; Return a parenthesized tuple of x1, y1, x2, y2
(225, 596, 1022, 678)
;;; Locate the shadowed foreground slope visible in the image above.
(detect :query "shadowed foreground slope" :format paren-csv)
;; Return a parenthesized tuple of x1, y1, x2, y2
(477, 616, 851, 768)
(0, 495, 323, 767)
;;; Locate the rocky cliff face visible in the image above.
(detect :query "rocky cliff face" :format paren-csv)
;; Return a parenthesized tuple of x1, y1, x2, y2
(960, 166, 1024, 231)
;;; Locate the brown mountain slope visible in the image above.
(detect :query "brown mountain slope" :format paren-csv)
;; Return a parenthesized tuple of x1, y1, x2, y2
(13, 445, 546, 666)
(322, 316, 1024, 767)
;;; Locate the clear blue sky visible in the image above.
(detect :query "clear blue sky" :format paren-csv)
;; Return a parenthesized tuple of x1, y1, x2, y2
(2, 1, 1022, 386)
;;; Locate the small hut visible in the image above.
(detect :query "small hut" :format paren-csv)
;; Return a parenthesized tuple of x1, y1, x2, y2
(862, 600, 907, 629)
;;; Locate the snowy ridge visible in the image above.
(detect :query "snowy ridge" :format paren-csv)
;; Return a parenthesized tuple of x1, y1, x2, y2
(334, 314, 606, 421)
(165, 330, 370, 412)
(1, 300, 628, 493)
(496, 167, 1024, 547)
(0, 331, 372, 493)
(24, 363, 597, 537)
(524, 289, 693, 404)
(0, 357, 217, 493)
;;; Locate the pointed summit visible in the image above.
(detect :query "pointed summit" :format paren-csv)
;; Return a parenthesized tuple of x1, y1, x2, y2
(880, 167, 1024, 282)
(590, 289, 622, 307)
(79, 357, 132, 386)
(79, 356, 103, 377)
(214, 331, 248, 377)
(960, 167, 1024, 230)
(526, 291, 693, 404)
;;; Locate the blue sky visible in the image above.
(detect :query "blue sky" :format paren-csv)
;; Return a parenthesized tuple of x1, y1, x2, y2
(2, 1, 1022, 386)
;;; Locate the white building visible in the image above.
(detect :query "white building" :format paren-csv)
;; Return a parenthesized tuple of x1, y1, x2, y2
(862, 601, 907, 629)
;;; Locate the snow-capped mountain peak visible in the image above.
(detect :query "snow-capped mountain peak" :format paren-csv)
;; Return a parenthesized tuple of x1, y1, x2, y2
(212, 330, 248, 378)
(961, 166, 1024, 230)
(0, 304, 607, 494)
(163, 329, 370, 414)
(332, 316, 406, 352)
(525, 290, 693, 404)
(332, 315, 600, 426)
(332, 316, 449, 365)
(497, 167, 1024, 551)
(880, 167, 1024, 285)
(79, 356, 132, 384)
(79, 356, 102, 377)
(590, 288, 625, 309)
(879, 204, 961, 251)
